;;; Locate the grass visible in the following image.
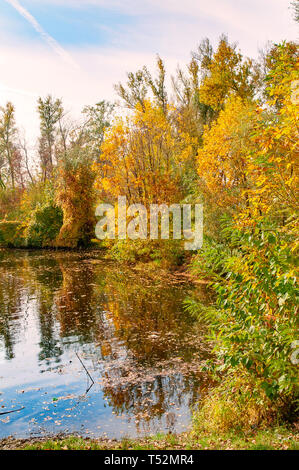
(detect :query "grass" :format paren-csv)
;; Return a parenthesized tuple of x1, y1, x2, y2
(1, 425, 297, 450)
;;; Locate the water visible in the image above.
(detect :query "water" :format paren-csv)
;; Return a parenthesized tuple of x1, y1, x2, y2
(0, 250, 210, 439)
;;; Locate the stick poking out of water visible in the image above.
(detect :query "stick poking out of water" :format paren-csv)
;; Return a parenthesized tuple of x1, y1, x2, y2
(75, 352, 95, 385)
(0, 406, 25, 416)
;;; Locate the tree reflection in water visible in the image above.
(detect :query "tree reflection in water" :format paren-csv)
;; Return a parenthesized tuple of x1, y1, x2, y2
(0, 250, 212, 437)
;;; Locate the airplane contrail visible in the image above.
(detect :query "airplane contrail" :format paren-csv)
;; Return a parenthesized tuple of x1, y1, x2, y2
(0, 82, 38, 98)
(4, 0, 79, 69)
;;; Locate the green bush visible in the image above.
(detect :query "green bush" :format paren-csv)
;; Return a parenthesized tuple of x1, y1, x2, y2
(213, 226, 298, 404)
(188, 222, 298, 430)
(0, 221, 25, 247)
(25, 204, 63, 247)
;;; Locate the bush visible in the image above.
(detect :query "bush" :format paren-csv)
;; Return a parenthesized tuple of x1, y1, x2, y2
(192, 373, 280, 434)
(188, 222, 298, 431)
(55, 152, 96, 248)
(212, 226, 298, 404)
(0, 221, 25, 247)
(25, 203, 63, 247)
(108, 239, 185, 267)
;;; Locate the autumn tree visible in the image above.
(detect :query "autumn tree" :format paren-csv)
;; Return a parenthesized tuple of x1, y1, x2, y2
(55, 101, 113, 248)
(198, 35, 260, 114)
(237, 42, 299, 236)
(261, 41, 298, 105)
(94, 100, 194, 207)
(196, 96, 256, 236)
(55, 148, 96, 248)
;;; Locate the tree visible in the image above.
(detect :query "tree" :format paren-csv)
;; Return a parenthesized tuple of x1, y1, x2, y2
(291, 0, 299, 22)
(192, 37, 214, 77)
(18, 136, 34, 185)
(94, 100, 194, 206)
(197, 96, 255, 219)
(81, 100, 114, 161)
(189, 42, 299, 430)
(238, 43, 299, 236)
(114, 56, 168, 114)
(143, 56, 168, 114)
(198, 36, 260, 113)
(53, 100, 114, 248)
(37, 95, 63, 180)
(55, 147, 96, 248)
(172, 57, 214, 142)
(114, 70, 148, 111)
(261, 41, 298, 106)
(0, 102, 18, 188)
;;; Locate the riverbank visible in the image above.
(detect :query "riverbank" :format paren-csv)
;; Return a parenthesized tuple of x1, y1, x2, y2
(1, 426, 298, 450)
(0, 249, 297, 449)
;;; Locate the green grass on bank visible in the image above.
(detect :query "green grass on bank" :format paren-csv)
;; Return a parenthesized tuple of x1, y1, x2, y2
(2, 426, 297, 450)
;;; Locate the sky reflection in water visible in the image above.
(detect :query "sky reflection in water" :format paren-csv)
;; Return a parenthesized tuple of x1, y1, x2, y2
(0, 250, 210, 438)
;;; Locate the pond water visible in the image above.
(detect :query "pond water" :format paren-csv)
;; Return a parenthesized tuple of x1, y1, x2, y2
(0, 250, 211, 439)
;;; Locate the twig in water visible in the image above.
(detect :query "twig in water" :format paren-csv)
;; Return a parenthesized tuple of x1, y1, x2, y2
(0, 406, 25, 415)
(75, 352, 95, 385)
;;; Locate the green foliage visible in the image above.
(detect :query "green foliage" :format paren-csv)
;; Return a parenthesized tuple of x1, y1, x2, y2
(114, 55, 168, 113)
(82, 100, 114, 160)
(190, 236, 237, 280)
(192, 373, 287, 434)
(0, 221, 25, 247)
(25, 204, 63, 247)
(19, 180, 63, 248)
(212, 225, 298, 401)
(188, 222, 298, 430)
(15, 426, 299, 450)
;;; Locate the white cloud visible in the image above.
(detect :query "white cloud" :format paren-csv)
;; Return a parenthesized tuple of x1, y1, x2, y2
(0, 42, 179, 152)
(1, 0, 297, 160)
(4, 0, 79, 69)
(23, 0, 298, 59)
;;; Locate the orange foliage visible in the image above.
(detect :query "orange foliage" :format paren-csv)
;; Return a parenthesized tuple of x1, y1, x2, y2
(94, 101, 194, 206)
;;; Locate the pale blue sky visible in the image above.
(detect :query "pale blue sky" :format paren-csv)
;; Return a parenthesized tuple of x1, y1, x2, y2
(0, 0, 298, 145)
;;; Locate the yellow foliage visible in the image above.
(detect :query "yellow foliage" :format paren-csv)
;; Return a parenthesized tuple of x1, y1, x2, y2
(55, 162, 96, 248)
(199, 37, 258, 112)
(237, 59, 299, 236)
(197, 96, 255, 209)
(93, 100, 194, 206)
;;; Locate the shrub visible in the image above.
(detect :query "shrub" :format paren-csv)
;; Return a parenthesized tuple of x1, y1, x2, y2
(0, 221, 25, 247)
(188, 222, 298, 431)
(55, 152, 96, 248)
(108, 239, 185, 267)
(192, 373, 280, 434)
(25, 203, 63, 247)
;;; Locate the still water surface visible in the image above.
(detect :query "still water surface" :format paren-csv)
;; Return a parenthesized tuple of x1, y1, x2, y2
(0, 250, 210, 439)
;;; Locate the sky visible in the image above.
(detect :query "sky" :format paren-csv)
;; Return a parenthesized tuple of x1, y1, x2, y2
(0, 0, 298, 148)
